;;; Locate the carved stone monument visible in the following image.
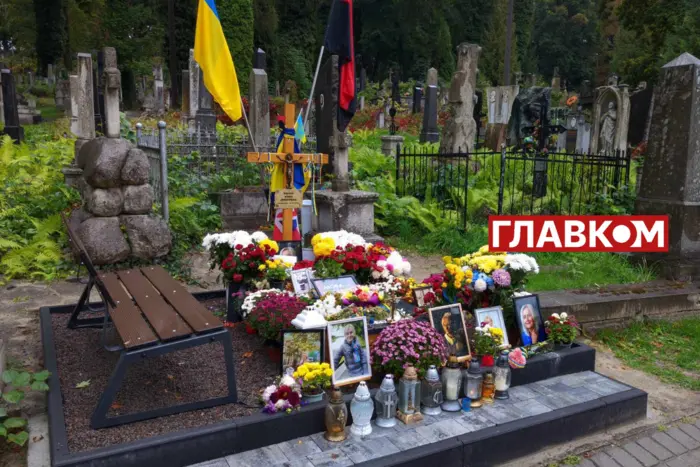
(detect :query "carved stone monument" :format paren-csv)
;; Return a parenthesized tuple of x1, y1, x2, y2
(70, 53, 96, 155)
(0, 69, 23, 142)
(102, 47, 121, 138)
(249, 48, 270, 149)
(590, 83, 630, 154)
(153, 65, 165, 115)
(635, 53, 700, 279)
(188, 49, 200, 127)
(441, 43, 481, 154)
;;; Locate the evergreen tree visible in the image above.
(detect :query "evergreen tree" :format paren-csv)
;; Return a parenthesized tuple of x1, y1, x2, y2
(481, 0, 519, 86)
(33, 0, 66, 74)
(514, 0, 536, 75)
(218, 0, 254, 93)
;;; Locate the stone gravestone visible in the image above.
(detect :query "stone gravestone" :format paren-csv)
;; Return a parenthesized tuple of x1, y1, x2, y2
(195, 68, 217, 136)
(420, 85, 439, 143)
(590, 83, 630, 154)
(627, 85, 653, 148)
(250, 48, 270, 149)
(635, 53, 700, 279)
(188, 49, 200, 129)
(93, 50, 105, 134)
(576, 121, 591, 153)
(441, 43, 481, 154)
(55, 79, 70, 113)
(102, 47, 121, 138)
(507, 87, 551, 145)
(70, 53, 96, 156)
(315, 56, 338, 157)
(498, 85, 519, 125)
(412, 85, 422, 113)
(47, 64, 55, 85)
(486, 87, 500, 124)
(426, 67, 438, 88)
(153, 65, 165, 114)
(0, 69, 24, 142)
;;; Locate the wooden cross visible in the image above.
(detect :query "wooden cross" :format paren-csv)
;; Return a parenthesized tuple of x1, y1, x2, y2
(247, 103, 329, 241)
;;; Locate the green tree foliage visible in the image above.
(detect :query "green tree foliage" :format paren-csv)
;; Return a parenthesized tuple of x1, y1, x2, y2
(532, 0, 599, 87)
(514, 0, 536, 74)
(33, 0, 67, 74)
(218, 0, 254, 93)
(480, 0, 519, 86)
(614, 0, 700, 85)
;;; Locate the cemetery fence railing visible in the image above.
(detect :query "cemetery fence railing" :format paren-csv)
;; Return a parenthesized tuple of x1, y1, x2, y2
(395, 145, 633, 228)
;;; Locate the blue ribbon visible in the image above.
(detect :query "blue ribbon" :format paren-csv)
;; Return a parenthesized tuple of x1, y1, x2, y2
(276, 129, 306, 190)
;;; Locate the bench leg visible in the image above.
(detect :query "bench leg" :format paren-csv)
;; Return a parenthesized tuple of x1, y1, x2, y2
(90, 330, 238, 429)
(68, 277, 107, 329)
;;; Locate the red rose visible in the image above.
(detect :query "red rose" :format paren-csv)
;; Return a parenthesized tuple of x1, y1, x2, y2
(233, 274, 243, 283)
(235, 244, 243, 250)
(287, 390, 300, 406)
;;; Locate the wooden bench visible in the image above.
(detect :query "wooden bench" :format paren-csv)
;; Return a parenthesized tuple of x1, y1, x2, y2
(60, 212, 237, 429)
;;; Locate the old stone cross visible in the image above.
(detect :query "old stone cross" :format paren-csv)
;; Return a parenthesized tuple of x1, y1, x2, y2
(247, 103, 328, 241)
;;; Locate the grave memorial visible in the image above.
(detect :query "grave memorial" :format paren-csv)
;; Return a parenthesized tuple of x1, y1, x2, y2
(441, 43, 481, 154)
(0, 68, 23, 142)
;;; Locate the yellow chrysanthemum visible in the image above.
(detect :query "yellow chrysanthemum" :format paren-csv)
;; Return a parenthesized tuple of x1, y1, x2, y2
(259, 239, 279, 253)
(324, 369, 333, 377)
(441, 282, 447, 288)
(258, 264, 266, 271)
(320, 363, 330, 369)
(479, 245, 490, 254)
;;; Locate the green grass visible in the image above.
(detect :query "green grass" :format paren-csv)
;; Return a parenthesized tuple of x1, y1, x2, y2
(527, 252, 656, 292)
(597, 318, 700, 391)
(36, 97, 61, 122)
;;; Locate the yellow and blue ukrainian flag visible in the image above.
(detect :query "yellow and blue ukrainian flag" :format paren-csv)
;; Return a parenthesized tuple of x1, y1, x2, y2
(194, 0, 242, 122)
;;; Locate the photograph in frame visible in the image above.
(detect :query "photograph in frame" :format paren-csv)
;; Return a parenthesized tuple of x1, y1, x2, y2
(290, 268, 314, 295)
(428, 304, 471, 361)
(412, 285, 433, 308)
(312, 275, 358, 297)
(327, 317, 372, 386)
(474, 306, 510, 348)
(281, 329, 325, 375)
(513, 294, 546, 346)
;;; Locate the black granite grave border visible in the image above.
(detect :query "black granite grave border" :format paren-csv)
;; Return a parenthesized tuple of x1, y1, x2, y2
(41, 292, 599, 467)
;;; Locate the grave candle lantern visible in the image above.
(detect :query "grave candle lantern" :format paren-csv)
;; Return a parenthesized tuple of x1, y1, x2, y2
(494, 351, 512, 400)
(464, 357, 483, 408)
(420, 365, 443, 415)
(324, 387, 348, 442)
(397, 365, 423, 424)
(441, 355, 463, 412)
(350, 381, 374, 437)
(374, 375, 398, 428)
(481, 372, 495, 404)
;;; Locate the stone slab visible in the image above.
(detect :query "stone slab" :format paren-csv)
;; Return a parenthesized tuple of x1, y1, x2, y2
(590, 451, 621, 467)
(306, 448, 353, 467)
(679, 423, 700, 442)
(651, 432, 687, 456)
(665, 426, 700, 450)
(189, 460, 230, 467)
(339, 437, 400, 463)
(385, 428, 431, 451)
(225, 445, 289, 466)
(636, 436, 674, 461)
(415, 419, 469, 444)
(27, 413, 50, 467)
(279, 436, 323, 458)
(663, 448, 700, 467)
(606, 446, 644, 467)
(622, 441, 659, 466)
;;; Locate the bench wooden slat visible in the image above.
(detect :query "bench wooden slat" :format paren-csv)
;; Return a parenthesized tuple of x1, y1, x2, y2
(140, 266, 222, 333)
(117, 269, 193, 341)
(99, 273, 159, 349)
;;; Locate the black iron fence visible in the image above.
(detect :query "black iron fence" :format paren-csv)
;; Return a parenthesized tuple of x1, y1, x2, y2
(395, 145, 633, 228)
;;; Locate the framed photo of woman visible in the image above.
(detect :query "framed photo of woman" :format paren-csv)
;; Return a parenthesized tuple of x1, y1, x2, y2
(474, 306, 510, 348)
(428, 304, 471, 362)
(513, 294, 546, 346)
(327, 317, 372, 386)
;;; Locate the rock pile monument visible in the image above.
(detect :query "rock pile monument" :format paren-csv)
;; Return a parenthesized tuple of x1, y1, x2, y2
(441, 43, 481, 154)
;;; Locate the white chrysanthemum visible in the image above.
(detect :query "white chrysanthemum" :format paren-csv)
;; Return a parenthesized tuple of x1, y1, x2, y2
(560, 312, 568, 320)
(262, 384, 277, 403)
(474, 278, 487, 292)
(505, 253, 539, 274)
(279, 375, 296, 387)
(251, 231, 268, 243)
(551, 313, 560, 320)
(386, 251, 411, 276)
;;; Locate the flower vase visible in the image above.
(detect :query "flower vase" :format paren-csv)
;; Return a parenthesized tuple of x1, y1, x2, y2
(226, 282, 247, 323)
(302, 390, 325, 404)
(480, 355, 495, 367)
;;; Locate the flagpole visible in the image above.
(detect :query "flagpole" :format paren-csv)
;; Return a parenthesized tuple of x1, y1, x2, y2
(240, 96, 258, 153)
(303, 46, 325, 135)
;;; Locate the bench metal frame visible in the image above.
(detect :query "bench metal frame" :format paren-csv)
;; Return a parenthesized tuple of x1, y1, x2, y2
(61, 212, 238, 429)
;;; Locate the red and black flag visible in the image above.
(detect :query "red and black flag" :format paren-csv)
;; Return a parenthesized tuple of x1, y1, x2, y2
(323, 0, 356, 132)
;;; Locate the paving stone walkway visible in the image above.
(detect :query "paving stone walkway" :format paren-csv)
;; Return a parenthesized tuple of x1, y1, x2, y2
(570, 419, 700, 467)
(188, 371, 631, 467)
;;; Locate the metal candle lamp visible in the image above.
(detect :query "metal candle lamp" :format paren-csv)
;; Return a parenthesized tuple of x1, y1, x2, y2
(441, 355, 463, 412)
(464, 357, 483, 408)
(350, 381, 374, 437)
(374, 375, 398, 428)
(324, 387, 348, 442)
(420, 365, 443, 415)
(397, 365, 423, 424)
(494, 351, 512, 400)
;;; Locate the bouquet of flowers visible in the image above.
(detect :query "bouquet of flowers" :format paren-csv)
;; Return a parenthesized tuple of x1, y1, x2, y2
(293, 362, 332, 395)
(341, 286, 384, 307)
(203, 230, 275, 269)
(473, 324, 505, 357)
(544, 312, 579, 344)
(371, 319, 448, 378)
(261, 258, 293, 282)
(329, 305, 391, 323)
(247, 292, 310, 341)
(311, 231, 368, 254)
(261, 377, 302, 414)
(220, 242, 277, 284)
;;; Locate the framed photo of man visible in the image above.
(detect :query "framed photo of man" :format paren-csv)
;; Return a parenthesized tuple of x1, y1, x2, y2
(290, 268, 314, 295)
(474, 306, 510, 348)
(281, 329, 325, 375)
(428, 304, 471, 362)
(412, 285, 433, 308)
(513, 294, 546, 346)
(327, 317, 372, 386)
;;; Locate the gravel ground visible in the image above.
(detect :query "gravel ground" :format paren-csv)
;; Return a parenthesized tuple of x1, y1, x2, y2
(51, 298, 278, 454)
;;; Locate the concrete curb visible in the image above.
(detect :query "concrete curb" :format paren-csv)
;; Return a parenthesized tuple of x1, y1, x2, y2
(28, 413, 51, 467)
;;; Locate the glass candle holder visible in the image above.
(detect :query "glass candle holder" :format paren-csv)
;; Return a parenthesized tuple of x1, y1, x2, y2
(374, 375, 398, 428)
(464, 357, 483, 408)
(350, 381, 374, 437)
(441, 356, 463, 412)
(481, 372, 495, 404)
(494, 351, 512, 400)
(421, 365, 443, 415)
(397, 365, 423, 424)
(324, 387, 348, 442)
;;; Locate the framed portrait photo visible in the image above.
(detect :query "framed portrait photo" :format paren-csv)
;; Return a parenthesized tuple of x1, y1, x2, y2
(428, 304, 471, 362)
(327, 317, 372, 386)
(412, 285, 433, 308)
(281, 329, 325, 376)
(312, 275, 358, 297)
(513, 294, 546, 346)
(290, 268, 314, 295)
(277, 241, 303, 262)
(474, 306, 510, 348)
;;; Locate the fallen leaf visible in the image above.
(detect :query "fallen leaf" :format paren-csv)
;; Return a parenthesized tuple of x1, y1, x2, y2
(167, 375, 174, 380)
(331, 453, 340, 459)
(32, 435, 44, 443)
(111, 403, 123, 410)
(243, 351, 253, 358)
(175, 394, 183, 400)
(75, 380, 91, 389)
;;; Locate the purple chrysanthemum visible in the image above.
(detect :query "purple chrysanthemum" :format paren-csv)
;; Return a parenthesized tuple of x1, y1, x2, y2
(492, 269, 511, 287)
